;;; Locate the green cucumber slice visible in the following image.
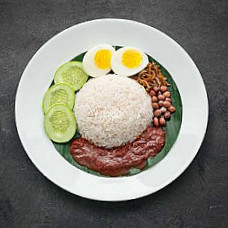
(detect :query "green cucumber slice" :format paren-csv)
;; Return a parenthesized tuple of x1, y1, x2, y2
(44, 104, 76, 143)
(42, 83, 75, 114)
(54, 61, 88, 91)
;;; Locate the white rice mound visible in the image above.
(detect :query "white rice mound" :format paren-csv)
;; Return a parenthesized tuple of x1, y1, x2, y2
(74, 74, 153, 148)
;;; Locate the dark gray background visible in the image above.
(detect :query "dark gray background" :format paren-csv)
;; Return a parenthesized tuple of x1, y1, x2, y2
(0, 0, 228, 227)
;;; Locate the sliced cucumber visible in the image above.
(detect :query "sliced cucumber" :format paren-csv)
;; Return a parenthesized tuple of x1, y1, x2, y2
(44, 104, 76, 143)
(42, 83, 75, 114)
(54, 61, 88, 91)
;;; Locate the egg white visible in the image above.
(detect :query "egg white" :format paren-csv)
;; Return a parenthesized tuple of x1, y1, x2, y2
(111, 47, 149, 77)
(82, 44, 115, 78)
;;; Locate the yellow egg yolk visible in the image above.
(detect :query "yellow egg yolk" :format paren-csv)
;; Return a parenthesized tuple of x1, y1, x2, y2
(122, 49, 143, 68)
(94, 49, 112, 69)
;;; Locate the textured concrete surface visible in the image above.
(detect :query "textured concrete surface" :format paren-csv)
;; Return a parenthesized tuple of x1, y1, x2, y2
(0, 0, 228, 227)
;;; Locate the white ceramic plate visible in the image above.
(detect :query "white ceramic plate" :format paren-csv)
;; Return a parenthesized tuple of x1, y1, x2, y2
(15, 19, 208, 201)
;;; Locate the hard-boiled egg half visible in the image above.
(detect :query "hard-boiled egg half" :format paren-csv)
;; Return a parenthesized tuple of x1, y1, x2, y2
(111, 47, 149, 77)
(83, 44, 115, 77)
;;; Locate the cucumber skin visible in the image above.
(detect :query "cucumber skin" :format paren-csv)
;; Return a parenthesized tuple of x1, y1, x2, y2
(44, 104, 77, 143)
(54, 61, 88, 91)
(42, 83, 75, 115)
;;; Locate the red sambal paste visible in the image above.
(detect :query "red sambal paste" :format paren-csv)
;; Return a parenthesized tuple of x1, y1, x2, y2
(70, 126, 165, 176)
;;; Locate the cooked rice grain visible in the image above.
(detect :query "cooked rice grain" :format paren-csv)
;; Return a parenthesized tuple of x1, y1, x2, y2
(74, 74, 153, 148)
